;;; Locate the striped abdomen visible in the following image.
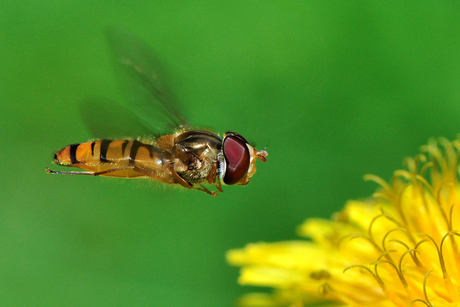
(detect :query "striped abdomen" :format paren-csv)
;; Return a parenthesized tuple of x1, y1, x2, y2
(53, 139, 172, 179)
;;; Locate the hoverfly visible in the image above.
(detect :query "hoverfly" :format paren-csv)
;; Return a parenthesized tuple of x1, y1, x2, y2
(46, 27, 268, 197)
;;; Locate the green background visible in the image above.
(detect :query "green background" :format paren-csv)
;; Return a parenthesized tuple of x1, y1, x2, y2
(2, 1, 460, 306)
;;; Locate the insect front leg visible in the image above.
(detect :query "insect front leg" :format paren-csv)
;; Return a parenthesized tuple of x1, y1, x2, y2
(206, 162, 223, 193)
(167, 165, 217, 197)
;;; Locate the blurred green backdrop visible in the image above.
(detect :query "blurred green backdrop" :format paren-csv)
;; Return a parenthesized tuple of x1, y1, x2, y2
(2, 1, 460, 306)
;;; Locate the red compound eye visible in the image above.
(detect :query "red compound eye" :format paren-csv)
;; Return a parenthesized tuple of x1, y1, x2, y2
(223, 133, 250, 185)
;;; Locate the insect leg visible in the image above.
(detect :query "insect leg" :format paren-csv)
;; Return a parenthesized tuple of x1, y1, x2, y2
(197, 184, 217, 198)
(47, 168, 102, 176)
(206, 163, 217, 184)
(167, 165, 217, 197)
(215, 176, 223, 193)
(206, 162, 223, 193)
(46, 166, 173, 184)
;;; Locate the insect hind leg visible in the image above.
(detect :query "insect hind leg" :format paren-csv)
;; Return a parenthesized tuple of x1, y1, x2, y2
(47, 165, 219, 197)
(46, 168, 101, 176)
(47, 166, 141, 177)
(46, 166, 173, 184)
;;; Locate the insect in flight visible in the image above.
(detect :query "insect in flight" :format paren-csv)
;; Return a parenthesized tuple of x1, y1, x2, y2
(46, 27, 268, 197)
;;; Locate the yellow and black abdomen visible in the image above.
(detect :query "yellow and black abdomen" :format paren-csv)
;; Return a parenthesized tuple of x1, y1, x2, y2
(53, 139, 168, 178)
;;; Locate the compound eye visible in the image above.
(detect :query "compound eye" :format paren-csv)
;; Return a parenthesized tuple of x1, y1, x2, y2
(223, 133, 250, 185)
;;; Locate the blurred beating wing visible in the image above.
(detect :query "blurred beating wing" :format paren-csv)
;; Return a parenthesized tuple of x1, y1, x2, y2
(80, 27, 190, 139)
(106, 27, 189, 131)
(79, 97, 154, 139)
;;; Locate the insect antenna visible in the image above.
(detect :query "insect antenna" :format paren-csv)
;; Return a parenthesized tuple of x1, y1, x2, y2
(256, 141, 269, 162)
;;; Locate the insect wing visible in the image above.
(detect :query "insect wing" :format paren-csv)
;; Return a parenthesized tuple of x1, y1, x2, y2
(106, 27, 189, 135)
(79, 97, 154, 139)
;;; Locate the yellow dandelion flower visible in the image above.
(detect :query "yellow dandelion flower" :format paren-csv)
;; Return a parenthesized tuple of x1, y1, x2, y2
(227, 138, 460, 307)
